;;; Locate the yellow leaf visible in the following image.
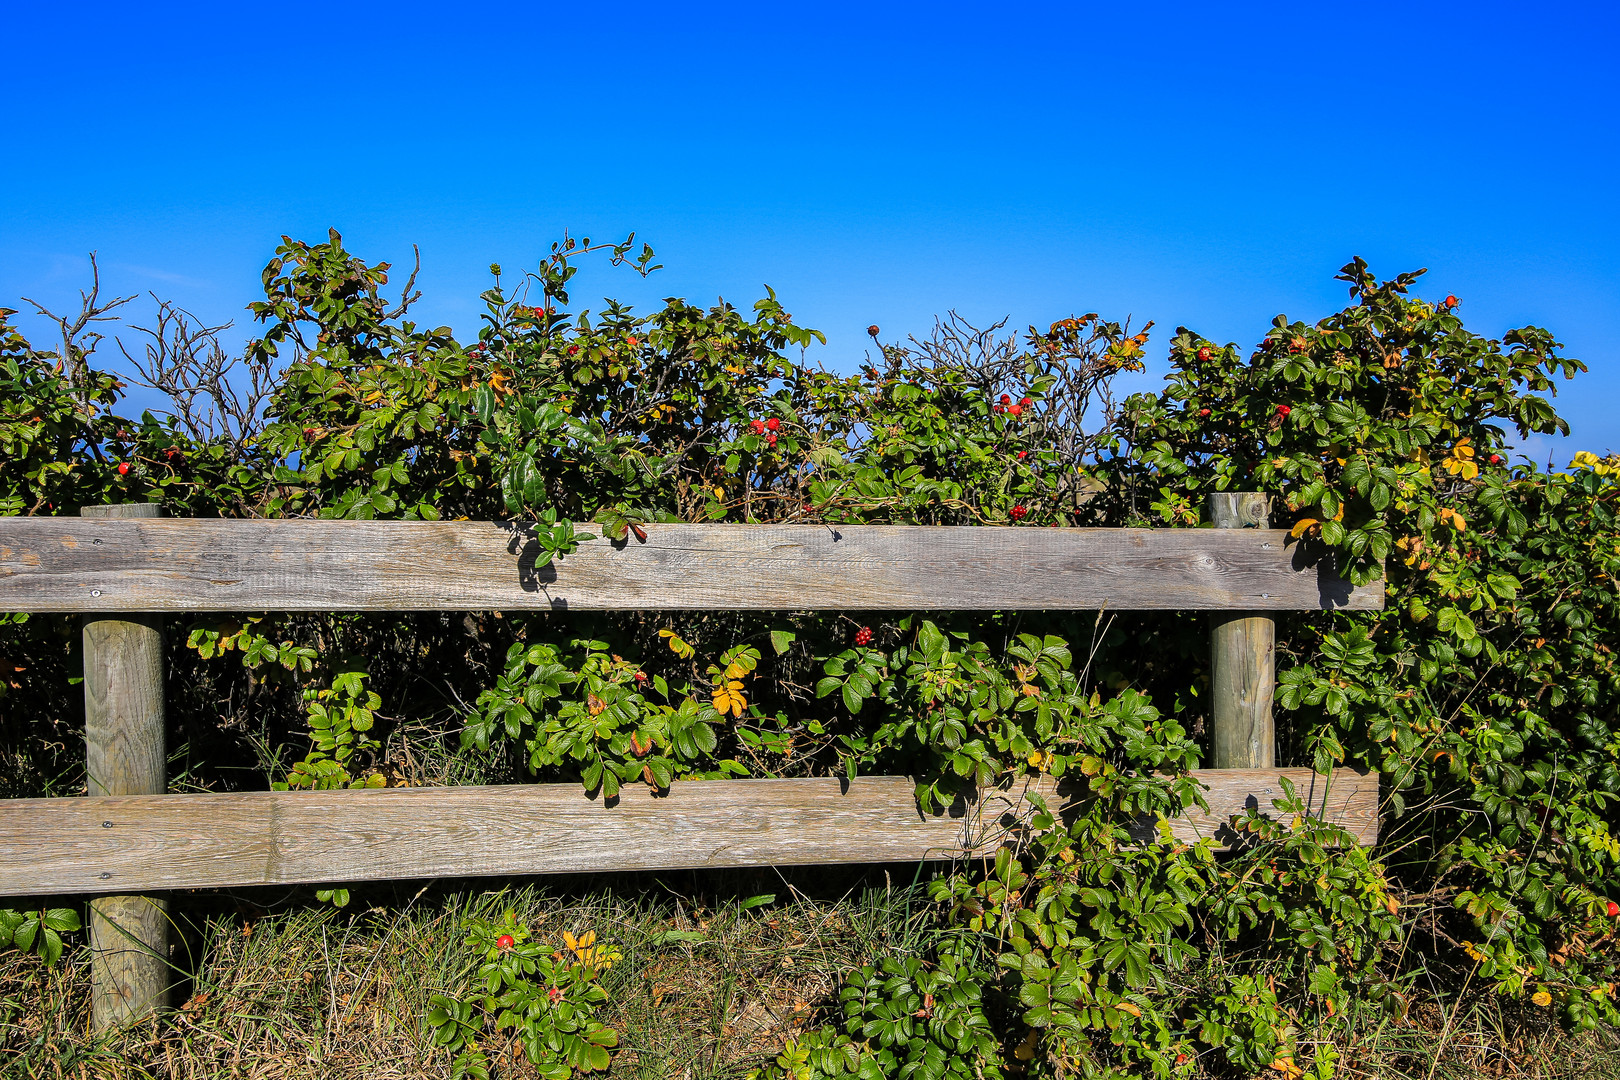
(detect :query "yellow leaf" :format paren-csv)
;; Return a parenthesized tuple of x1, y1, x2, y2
(1532, 990, 1552, 1007)
(1115, 1001, 1142, 1017)
(363, 389, 383, 404)
(1289, 518, 1318, 539)
(713, 486, 725, 500)
(1027, 750, 1043, 768)
(724, 662, 747, 681)
(563, 930, 579, 951)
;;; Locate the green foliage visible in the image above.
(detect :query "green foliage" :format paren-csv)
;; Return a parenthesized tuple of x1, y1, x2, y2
(4, 239, 1620, 1072)
(0, 907, 80, 966)
(429, 910, 619, 1079)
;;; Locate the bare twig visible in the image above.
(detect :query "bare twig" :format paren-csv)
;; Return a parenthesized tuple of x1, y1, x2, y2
(20, 253, 135, 406)
(120, 296, 272, 453)
(384, 245, 423, 321)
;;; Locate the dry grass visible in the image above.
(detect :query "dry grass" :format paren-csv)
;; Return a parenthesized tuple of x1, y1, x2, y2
(0, 870, 933, 1079)
(2, 872, 1617, 1080)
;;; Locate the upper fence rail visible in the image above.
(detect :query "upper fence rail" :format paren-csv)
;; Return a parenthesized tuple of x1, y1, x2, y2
(0, 519, 1383, 613)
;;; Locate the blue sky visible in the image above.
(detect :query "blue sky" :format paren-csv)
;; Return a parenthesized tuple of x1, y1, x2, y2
(4, 2, 1616, 460)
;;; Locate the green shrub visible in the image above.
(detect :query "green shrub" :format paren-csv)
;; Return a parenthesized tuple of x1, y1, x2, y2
(3, 237, 1618, 1075)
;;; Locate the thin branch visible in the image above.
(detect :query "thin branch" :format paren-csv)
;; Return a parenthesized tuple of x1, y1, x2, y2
(20, 252, 135, 407)
(120, 295, 271, 453)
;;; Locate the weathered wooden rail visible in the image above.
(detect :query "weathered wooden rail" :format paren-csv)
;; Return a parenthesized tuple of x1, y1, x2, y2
(0, 501, 1382, 1027)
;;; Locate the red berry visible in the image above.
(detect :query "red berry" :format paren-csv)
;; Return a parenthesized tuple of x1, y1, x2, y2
(1443, 295, 1460, 309)
(749, 419, 765, 434)
(867, 324, 880, 337)
(1199, 408, 1211, 418)
(1017, 450, 1028, 460)
(1019, 396, 1032, 408)
(634, 671, 648, 684)
(1010, 505, 1028, 521)
(1008, 404, 1023, 418)
(496, 934, 516, 950)
(567, 345, 578, 356)
(117, 462, 131, 476)
(1000, 394, 1011, 405)
(854, 626, 873, 646)
(766, 433, 778, 448)
(1489, 454, 1502, 465)
(1607, 900, 1618, 918)
(1276, 404, 1292, 418)
(765, 418, 781, 432)
(1196, 347, 1211, 361)
(626, 335, 639, 347)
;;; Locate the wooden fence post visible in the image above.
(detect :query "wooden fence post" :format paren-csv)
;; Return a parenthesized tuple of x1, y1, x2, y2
(1208, 493, 1275, 770)
(80, 503, 169, 1027)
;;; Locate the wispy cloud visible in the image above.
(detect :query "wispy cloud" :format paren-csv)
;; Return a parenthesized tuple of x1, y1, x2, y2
(112, 263, 214, 290)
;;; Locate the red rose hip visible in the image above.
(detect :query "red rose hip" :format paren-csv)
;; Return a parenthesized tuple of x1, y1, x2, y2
(1276, 405, 1292, 418)
(1607, 900, 1619, 917)
(496, 934, 516, 950)
(765, 418, 781, 432)
(117, 462, 131, 476)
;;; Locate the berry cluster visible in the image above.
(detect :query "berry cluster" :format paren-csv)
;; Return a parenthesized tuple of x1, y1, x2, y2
(853, 626, 873, 647)
(747, 417, 781, 447)
(992, 393, 1033, 418)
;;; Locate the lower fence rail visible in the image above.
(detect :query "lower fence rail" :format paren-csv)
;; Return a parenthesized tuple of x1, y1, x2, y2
(0, 769, 1377, 898)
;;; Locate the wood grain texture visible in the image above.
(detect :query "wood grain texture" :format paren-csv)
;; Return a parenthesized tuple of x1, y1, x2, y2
(89, 895, 170, 1027)
(1207, 494, 1277, 769)
(1210, 616, 1276, 769)
(0, 520, 1383, 613)
(0, 770, 1378, 898)
(80, 503, 169, 1028)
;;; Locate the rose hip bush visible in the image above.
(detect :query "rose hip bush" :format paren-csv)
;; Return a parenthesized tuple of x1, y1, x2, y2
(3, 235, 1619, 1075)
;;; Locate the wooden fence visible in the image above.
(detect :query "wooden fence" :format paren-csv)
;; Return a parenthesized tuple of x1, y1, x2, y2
(0, 497, 1382, 1027)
